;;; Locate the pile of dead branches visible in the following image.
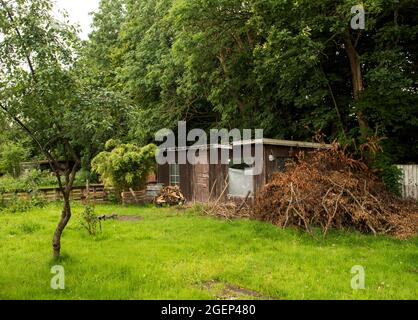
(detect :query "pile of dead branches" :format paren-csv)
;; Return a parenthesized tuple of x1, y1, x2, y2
(154, 186, 186, 206)
(254, 144, 418, 239)
(200, 198, 252, 221)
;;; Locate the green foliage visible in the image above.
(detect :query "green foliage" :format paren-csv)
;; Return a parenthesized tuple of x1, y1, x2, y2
(0, 169, 55, 192)
(92, 142, 157, 196)
(0, 142, 30, 177)
(84, 0, 417, 162)
(0, 168, 100, 194)
(371, 153, 403, 196)
(0, 169, 50, 213)
(80, 0, 127, 89)
(337, 133, 404, 196)
(105, 139, 121, 151)
(74, 169, 100, 185)
(0, 0, 132, 178)
(0, 192, 47, 214)
(79, 205, 101, 236)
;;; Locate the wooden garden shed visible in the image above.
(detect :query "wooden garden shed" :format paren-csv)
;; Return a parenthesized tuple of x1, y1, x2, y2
(156, 139, 331, 203)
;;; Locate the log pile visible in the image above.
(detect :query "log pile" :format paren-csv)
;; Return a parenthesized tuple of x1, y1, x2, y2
(154, 186, 186, 206)
(254, 144, 418, 239)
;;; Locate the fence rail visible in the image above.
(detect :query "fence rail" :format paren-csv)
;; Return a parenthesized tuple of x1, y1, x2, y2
(121, 184, 163, 205)
(0, 184, 114, 203)
(1, 183, 164, 205)
(397, 165, 418, 200)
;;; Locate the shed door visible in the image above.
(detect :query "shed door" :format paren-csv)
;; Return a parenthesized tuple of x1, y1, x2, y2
(193, 163, 210, 202)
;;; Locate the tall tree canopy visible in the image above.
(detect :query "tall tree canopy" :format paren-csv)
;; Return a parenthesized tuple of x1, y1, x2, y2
(86, 0, 417, 163)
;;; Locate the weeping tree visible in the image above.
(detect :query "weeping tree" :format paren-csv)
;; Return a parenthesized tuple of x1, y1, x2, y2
(0, 0, 129, 258)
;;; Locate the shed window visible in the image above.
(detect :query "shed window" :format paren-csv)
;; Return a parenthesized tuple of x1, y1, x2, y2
(169, 164, 180, 186)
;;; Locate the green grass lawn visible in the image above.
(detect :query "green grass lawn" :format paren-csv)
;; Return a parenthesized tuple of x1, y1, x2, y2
(0, 203, 416, 300)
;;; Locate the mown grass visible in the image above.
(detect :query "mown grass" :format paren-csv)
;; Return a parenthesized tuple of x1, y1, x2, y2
(0, 202, 416, 300)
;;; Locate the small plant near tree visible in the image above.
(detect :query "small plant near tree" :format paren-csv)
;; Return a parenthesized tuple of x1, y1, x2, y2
(79, 205, 101, 236)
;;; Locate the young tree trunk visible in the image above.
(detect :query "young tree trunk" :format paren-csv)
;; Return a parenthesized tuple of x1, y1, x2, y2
(52, 190, 72, 259)
(344, 31, 369, 140)
(52, 157, 79, 260)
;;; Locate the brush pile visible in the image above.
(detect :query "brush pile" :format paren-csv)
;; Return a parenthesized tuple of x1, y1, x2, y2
(254, 144, 418, 239)
(154, 186, 186, 206)
(200, 198, 252, 220)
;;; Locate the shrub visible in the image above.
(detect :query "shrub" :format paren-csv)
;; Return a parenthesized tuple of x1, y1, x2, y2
(333, 134, 403, 196)
(0, 169, 57, 192)
(370, 152, 402, 196)
(0, 193, 47, 214)
(92, 141, 157, 199)
(0, 142, 29, 178)
(0, 169, 49, 213)
(79, 205, 101, 236)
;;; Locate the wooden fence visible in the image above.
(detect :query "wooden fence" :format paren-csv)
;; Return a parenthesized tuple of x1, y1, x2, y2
(397, 165, 418, 200)
(1, 183, 164, 205)
(0, 184, 114, 204)
(121, 184, 163, 205)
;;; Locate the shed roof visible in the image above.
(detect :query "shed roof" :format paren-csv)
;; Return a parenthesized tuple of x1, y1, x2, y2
(165, 143, 232, 152)
(161, 139, 332, 152)
(232, 138, 332, 149)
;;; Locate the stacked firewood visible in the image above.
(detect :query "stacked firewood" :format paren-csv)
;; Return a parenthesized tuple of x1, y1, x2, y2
(154, 186, 186, 206)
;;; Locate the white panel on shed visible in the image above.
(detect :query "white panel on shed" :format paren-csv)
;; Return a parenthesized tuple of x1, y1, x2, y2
(228, 168, 254, 197)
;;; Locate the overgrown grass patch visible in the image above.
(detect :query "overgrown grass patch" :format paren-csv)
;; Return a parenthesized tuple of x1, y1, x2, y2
(0, 203, 416, 300)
